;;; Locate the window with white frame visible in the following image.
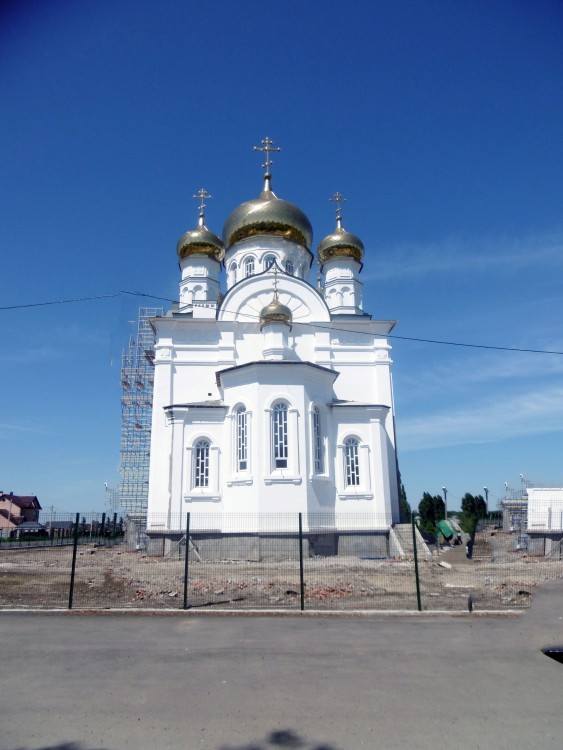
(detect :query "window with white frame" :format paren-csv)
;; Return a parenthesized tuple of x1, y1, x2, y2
(194, 440, 210, 487)
(236, 406, 248, 471)
(264, 255, 276, 270)
(344, 437, 360, 486)
(272, 402, 288, 469)
(312, 406, 324, 474)
(244, 257, 255, 278)
(285, 259, 294, 275)
(230, 262, 238, 283)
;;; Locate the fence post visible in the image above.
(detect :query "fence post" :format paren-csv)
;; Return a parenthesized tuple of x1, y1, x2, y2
(411, 511, 422, 612)
(183, 512, 191, 610)
(298, 513, 305, 611)
(68, 512, 80, 610)
(100, 512, 106, 541)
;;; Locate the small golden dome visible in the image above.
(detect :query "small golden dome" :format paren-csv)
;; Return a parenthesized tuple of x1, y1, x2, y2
(318, 193, 364, 265)
(223, 180, 313, 250)
(259, 294, 293, 330)
(177, 219, 224, 262)
(177, 189, 224, 262)
(317, 224, 364, 265)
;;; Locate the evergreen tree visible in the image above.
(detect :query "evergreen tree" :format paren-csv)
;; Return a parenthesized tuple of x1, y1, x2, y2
(397, 470, 411, 521)
(459, 493, 487, 538)
(417, 492, 445, 536)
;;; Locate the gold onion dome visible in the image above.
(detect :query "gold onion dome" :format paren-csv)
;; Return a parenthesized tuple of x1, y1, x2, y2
(177, 189, 224, 262)
(177, 219, 224, 262)
(317, 218, 364, 264)
(259, 293, 293, 330)
(223, 177, 313, 250)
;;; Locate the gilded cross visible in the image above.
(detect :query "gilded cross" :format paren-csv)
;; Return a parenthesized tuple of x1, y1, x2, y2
(253, 137, 281, 177)
(329, 191, 347, 221)
(193, 188, 212, 214)
(193, 188, 212, 226)
(272, 262, 279, 290)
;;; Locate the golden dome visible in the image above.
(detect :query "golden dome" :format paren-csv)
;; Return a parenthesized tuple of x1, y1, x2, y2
(223, 179, 313, 250)
(177, 190, 224, 262)
(259, 294, 293, 330)
(177, 217, 224, 263)
(317, 222, 364, 265)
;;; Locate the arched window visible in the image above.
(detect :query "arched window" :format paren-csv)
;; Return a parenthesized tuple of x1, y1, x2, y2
(194, 440, 210, 488)
(236, 406, 248, 471)
(272, 402, 288, 469)
(312, 407, 324, 474)
(245, 257, 255, 278)
(344, 438, 360, 486)
(285, 259, 294, 275)
(264, 255, 276, 270)
(230, 262, 238, 283)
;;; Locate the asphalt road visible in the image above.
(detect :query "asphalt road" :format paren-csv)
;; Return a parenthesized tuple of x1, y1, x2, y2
(1, 582, 562, 750)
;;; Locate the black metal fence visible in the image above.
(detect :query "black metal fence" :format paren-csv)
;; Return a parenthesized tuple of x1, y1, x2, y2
(0, 512, 562, 611)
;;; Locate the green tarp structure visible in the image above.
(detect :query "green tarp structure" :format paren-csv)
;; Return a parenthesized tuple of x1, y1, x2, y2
(437, 519, 455, 540)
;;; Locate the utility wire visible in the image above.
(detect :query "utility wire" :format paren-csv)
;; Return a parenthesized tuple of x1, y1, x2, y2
(0, 290, 174, 311)
(199, 303, 563, 356)
(0, 293, 122, 311)
(2, 289, 563, 356)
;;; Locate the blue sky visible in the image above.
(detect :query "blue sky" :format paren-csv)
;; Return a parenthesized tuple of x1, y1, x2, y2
(2, 0, 563, 513)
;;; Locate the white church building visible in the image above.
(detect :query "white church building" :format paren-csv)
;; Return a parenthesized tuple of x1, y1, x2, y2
(146, 140, 401, 555)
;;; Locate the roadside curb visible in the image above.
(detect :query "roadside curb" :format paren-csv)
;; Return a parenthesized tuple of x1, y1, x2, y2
(0, 607, 523, 618)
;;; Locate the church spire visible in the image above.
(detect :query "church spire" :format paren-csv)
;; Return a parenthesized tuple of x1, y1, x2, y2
(176, 187, 223, 263)
(253, 136, 281, 193)
(317, 192, 365, 315)
(330, 191, 347, 231)
(193, 187, 212, 228)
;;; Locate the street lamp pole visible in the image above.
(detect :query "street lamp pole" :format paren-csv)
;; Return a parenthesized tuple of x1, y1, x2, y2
(442, 486, 448, 521)
(483, 486, 489, 515)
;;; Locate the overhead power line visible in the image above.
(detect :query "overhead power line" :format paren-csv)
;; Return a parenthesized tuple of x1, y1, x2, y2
(2, 289, 562, 356)
(0, 293, 122, 310)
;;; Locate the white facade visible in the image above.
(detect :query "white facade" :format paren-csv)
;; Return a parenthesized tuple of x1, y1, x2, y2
(527, 488, 563, 532)
(146, 172, 400, 535)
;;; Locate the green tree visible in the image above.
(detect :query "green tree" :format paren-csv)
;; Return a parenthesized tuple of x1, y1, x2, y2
(459, 493, 487, 538)
(397, 470, 411, 521)
(417, 492, 445, 536)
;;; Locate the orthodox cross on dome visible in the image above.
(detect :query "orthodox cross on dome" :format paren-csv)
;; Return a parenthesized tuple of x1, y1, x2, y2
(253, 137, 281, 190)
(271, 262, 280, 299)
(193, 188, 212, 226)
(330, 191, 347, 230)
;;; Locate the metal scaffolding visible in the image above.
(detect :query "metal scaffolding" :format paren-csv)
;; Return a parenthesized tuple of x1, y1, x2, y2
(119, 307, 164, 519)
(104, 484, 120, 515)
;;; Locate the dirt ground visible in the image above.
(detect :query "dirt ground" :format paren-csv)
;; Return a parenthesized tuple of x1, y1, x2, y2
(0, 530, 561, 611)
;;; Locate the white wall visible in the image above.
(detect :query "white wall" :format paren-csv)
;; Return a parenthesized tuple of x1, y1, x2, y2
(527, 488, 563, 531)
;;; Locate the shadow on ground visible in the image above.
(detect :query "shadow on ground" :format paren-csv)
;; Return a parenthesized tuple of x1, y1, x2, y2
(218, 728, 340, 750)
(12, 730, 340, 750)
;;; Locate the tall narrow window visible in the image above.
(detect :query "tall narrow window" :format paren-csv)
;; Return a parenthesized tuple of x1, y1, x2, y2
(273, 402, 288, 469)
(236, 406, 248, 471)
(264, 255, 276, 270)
(344, 438, 360, 486)
(313, 407, 324, 474)
(230, 262, 238, 283)
(245, 257, 255, 277)
(285, 259, 294, 275)
(194, 440, 210, 487)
